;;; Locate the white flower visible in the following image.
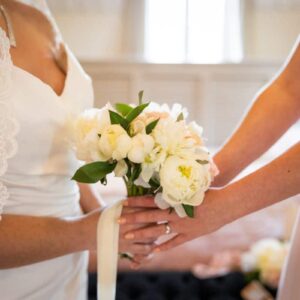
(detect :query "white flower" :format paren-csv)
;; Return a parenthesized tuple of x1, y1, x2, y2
(128, 134, 155, 164)
(251, 239, 288, 273)
(242, 238, 290, 287)
(151, 117, 202, 160)
(114, 160, 128, 177)
(241, 252, 257, 273)
(99, 124, 132, 161)
(159, 156, 211, 207)
(145, 103, 188, 120)
(141, 146, 167, 182)
(73, 107, 111, 162)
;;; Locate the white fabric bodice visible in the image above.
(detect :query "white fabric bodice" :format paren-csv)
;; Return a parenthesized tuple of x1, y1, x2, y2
(2, 44, 93, 217)
(0, 2, 94, 299)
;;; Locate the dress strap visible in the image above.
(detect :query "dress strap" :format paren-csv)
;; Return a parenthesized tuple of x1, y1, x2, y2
(0, 5, 16, 47)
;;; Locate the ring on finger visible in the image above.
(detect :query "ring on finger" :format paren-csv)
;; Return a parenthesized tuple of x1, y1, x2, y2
(164, 223, 172, 235)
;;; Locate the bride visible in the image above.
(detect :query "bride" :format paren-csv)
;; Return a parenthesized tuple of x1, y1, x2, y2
(0, 0, 152, 299)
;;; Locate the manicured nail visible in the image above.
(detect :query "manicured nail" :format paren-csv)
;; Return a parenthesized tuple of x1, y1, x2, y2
(123, 200, 129, 206)
(125, 233, 134, 240)
(153, 248, 160, 253)
(118, 218, 126, 224)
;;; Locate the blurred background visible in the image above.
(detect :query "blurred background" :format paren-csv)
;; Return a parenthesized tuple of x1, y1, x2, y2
(47, 1, 299, 299)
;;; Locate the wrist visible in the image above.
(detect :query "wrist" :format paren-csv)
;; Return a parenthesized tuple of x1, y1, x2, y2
(78, 209, 102, 251)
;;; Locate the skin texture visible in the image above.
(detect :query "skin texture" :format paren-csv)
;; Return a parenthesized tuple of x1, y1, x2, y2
(121, 37, 300, 257)
(0, 1, 152, 269)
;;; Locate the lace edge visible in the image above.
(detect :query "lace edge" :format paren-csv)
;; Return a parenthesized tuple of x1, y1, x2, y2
(0, 27, 19, 217)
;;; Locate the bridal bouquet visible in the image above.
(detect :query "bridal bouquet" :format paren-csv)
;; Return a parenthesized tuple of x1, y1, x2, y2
(72, 92, 218, 217)
(241, 238, 290, 288)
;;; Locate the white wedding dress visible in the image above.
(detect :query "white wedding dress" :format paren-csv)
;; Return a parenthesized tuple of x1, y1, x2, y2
(0, 1, 94, 299)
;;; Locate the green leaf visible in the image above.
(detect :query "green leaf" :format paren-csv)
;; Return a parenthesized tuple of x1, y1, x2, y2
(109, 110, 129, 129)
(146, 119, 159, 134)
(124, 159, 132, 179)
(182, 204, 194, 218)
(177, 112, 184, 122)
(119, 252, 134, 261)
(131, 164, 142, 182)
(149, 178, 160, 189)
(126, 103, 149, 123)
(115, 103, 133, 117)
(72, 161, 116, 183)
(138, 90, 144, 105)
(197, 160, 209, 165)
(100, 176, 108, 185)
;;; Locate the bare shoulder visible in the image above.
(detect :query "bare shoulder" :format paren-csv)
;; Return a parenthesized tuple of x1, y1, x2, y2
(0, 7, 8, 35)
(4, 0, 56, 42)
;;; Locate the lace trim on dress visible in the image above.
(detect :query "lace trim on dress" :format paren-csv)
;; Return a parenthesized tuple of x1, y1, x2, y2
(0, 28, 19, 218)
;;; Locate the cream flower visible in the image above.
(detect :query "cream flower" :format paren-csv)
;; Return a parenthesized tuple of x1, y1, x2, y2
(152, 117, 199, 160)
(73, 107, 111, 162)
(128, 134, 155, 164)
(99, 124, 132, 161)
(141, 146, 167, 182)
(159, 156, 211, 207)
(241, 238, 290, 287)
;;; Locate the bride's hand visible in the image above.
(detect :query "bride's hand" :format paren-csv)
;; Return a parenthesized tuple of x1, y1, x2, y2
(81, 204, 156, 268)
(118, 189, 232, 254)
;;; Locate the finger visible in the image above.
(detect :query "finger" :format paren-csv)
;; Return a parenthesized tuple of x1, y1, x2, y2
(130, 243, 155, 255)
(153, 235, 187, 253)
(123, 196, 157, 208)
(132, 253, 153, 265)
(118, 208, 178, 225)
(124, 224, 172, 241)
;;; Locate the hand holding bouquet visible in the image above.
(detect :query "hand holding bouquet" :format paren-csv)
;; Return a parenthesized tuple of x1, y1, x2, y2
(72, 92, 218, 217)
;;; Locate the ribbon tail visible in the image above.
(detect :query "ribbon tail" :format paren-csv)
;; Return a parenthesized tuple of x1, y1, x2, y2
(97, 201, 124, 300)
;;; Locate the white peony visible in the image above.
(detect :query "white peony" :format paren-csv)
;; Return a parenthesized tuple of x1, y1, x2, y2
(241, 252, 257, 273)
(73, 107, 111, 162)
(241, 238, 290, 287)
(251, 239, 288, 273)
(141, 146, 167, 182)
(158, 155, 212, 207)
(151, 117, 203, 161)
(128, 134, 155, 164)
(99, 124, 132, 161)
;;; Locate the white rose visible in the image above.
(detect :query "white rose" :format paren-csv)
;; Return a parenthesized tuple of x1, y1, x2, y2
(74, 108, 111, 162)
(128, 134, 155, 164)
(159, 156, 212, 207)
(99, 124, 132, 161)
(114, 160, 128, 177)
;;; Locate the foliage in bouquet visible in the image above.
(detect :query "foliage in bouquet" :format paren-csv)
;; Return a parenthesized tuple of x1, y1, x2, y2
(241, 238, 290, 288)
(72, 91, 218, 217)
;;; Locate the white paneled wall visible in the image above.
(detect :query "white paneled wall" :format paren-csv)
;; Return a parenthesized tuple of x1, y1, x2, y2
(82, 62, 279, 146)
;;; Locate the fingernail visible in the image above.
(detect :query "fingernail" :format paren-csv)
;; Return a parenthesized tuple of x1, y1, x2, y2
(125, 233, 134, 240)
(118, 218, 126, 224)
(123, 200, 129, 206)
(153, 248, 160, 253)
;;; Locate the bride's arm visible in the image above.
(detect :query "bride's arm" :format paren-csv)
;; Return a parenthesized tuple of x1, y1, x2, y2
(0, 209, 100, 269)
(213, 37, 300, 187)
(78, 183, 104, 213)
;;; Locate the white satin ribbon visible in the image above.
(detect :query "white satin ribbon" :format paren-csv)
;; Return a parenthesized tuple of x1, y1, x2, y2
(97, 200, 124, 300)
